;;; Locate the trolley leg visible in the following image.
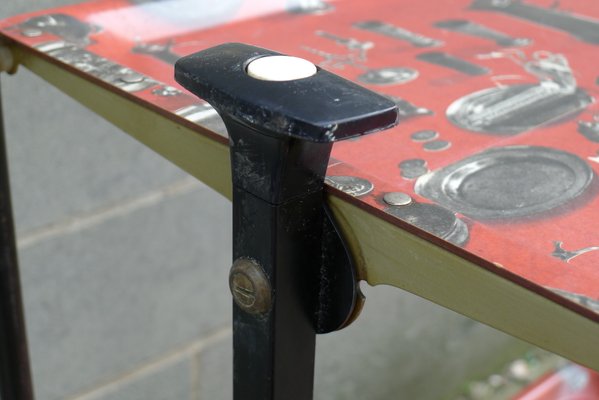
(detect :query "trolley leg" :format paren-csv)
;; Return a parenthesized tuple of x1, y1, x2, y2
(0, 79, 35, 400)
(174, 43, 398, 400)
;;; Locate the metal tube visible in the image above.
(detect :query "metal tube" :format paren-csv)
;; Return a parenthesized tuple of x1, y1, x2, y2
(0, 78, 35, 400)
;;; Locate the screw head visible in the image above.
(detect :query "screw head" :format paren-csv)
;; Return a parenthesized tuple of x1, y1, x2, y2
(229, 258, 272, 315)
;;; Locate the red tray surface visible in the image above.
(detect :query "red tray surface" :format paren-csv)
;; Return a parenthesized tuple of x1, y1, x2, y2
(1, 0, 598, 320)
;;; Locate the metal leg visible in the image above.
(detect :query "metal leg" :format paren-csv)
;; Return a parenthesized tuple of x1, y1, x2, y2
(0, 78, 35, 400)
(175, 43, 398, 400)
(228, 136, 331, 399)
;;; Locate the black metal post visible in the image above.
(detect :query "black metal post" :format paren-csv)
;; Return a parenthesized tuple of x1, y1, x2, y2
(0, 79, 35, 400)
(175, 43, 398, 400)
(228, 131, 332, 399)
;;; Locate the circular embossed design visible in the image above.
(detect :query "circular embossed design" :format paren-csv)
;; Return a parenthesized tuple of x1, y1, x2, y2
(415, 146, 594, 219)
(384, 202, 469, 246)
(383, 192, 413, 206)
(411, 130, 439, 142)
(325, 176, 374, 197)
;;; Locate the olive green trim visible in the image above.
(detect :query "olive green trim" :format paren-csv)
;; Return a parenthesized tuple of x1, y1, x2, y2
(328, 196, 599, 370)
(14, 46, 232, 200)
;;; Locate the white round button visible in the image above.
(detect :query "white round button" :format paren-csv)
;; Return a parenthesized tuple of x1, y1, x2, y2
(247, 55, 317, 81)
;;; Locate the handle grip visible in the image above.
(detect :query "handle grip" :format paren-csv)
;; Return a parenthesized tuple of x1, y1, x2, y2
(174, 42, 398, 143)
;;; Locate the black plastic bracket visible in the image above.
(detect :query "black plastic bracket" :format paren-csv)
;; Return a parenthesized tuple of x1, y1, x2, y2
(175, 43, 398, 400)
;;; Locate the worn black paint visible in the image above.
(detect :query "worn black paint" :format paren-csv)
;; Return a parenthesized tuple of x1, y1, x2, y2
(175, 43, 398, 400)
(174, 43, 398, 143)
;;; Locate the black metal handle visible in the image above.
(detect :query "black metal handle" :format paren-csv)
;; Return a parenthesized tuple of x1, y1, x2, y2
(175, 43, 397, 400)
(175, 43, 397, 143)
